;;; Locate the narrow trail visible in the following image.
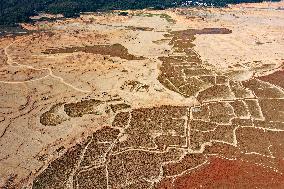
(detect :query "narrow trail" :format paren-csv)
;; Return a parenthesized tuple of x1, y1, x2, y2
(2, 39, 92, 93)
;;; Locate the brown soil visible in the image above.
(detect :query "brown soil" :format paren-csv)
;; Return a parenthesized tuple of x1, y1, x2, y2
(161, 157, 284, 189)
(258, 69, 284, 89)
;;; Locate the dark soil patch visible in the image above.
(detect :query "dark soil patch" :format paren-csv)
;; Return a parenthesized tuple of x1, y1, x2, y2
(43, 43, 145, 60)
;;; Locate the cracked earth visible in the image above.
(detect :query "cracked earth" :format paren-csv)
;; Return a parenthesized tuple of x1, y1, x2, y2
(0, 1, 284, 189)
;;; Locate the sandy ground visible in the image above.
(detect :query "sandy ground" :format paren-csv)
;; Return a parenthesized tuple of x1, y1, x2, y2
(0, 1, 283, 188)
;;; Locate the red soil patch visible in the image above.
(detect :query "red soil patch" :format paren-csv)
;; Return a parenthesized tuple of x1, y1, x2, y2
(258, 69, 284, 89)
(158, 157, 284, 189)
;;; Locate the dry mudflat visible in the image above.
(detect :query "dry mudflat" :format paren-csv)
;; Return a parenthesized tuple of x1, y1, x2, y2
(0, 1, 284, 188)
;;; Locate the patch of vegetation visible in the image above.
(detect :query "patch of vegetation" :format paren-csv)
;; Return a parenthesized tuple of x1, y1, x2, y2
(133, 13, 175, 23)
(160, 14, 176, 23)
